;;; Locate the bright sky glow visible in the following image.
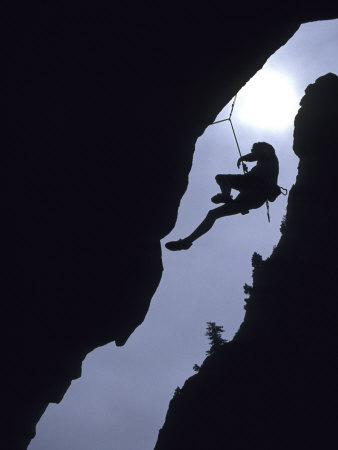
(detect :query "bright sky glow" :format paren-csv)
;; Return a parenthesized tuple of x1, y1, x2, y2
(236, 69, 300, 130)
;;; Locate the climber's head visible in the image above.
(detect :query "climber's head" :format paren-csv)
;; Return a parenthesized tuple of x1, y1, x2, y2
(252, 142, 275, 155)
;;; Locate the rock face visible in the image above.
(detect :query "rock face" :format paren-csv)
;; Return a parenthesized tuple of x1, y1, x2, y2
(154, 73, 338, 450)
(6, 4, 337, 449)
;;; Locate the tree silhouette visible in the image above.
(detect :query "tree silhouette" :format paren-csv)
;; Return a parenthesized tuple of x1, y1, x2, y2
(205, 322, 227, 356)
(193, 322, 227, 372)
(193, 364, 201, 372)
(251, 252, 263, 269)
(173, 387, 181, 398)
(280, 214, 287, 235)
(243, 283, 253, 295)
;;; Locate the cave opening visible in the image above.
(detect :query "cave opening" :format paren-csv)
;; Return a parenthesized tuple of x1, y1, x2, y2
(29, 19, 338, 450)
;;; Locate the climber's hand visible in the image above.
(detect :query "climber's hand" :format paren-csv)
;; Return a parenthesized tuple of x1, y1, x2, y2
(237, 157, 243, 169)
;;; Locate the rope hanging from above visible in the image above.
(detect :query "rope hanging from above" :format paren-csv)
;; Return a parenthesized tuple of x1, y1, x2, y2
(211, 95, 248, 174)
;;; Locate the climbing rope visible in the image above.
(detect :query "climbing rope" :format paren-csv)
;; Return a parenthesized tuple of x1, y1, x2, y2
(210, 95, 288, 222)
(211, 95, 248, 174)
(266, 200, 270, 222)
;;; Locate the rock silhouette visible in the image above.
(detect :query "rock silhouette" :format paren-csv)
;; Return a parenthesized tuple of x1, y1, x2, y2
(154, 73, 338, 450)
(6, 3, 338, 449)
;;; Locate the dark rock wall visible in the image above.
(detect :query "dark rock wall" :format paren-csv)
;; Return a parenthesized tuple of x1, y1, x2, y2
(154, 73, 338, 450)
(6, 3, 337, 449)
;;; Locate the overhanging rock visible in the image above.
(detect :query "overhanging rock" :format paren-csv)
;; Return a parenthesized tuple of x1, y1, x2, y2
(6, 4, 338, 449)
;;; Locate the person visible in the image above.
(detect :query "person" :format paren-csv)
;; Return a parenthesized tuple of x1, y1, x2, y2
(165, 142, 279, 251)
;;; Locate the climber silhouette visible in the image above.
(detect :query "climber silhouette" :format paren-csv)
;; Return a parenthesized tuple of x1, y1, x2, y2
(165, 142, 280, 251)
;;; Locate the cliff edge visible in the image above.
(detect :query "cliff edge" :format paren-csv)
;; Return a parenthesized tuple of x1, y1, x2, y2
(154, 73, 338, 450)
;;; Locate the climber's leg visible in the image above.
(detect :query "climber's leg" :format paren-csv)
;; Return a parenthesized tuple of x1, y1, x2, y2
(212, 174, 251, 204)
(215, 174, 232, 198)
(211, 174, 233, 203)
(165, 202, 244, 251)
(185, 202, 244, 243)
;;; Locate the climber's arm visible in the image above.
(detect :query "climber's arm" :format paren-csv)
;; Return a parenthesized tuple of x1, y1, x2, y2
(237, 153, 258, 168)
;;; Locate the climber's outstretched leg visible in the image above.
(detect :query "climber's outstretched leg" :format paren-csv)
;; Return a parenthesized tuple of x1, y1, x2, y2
(165, 201, 246, 251)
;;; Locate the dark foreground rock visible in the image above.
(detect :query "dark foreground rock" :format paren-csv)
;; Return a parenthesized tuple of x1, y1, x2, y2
(6, 3, 337, 449)
(154, 73, 338, 450)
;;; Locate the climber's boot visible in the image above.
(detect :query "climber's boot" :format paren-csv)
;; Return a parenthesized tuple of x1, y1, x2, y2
(165, 239, 192, 251)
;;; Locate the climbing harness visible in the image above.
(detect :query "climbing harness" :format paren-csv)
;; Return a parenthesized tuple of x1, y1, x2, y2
(210, 95, 288, 222)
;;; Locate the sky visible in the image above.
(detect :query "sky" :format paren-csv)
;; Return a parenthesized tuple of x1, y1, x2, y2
(29, 19, 338, 450)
